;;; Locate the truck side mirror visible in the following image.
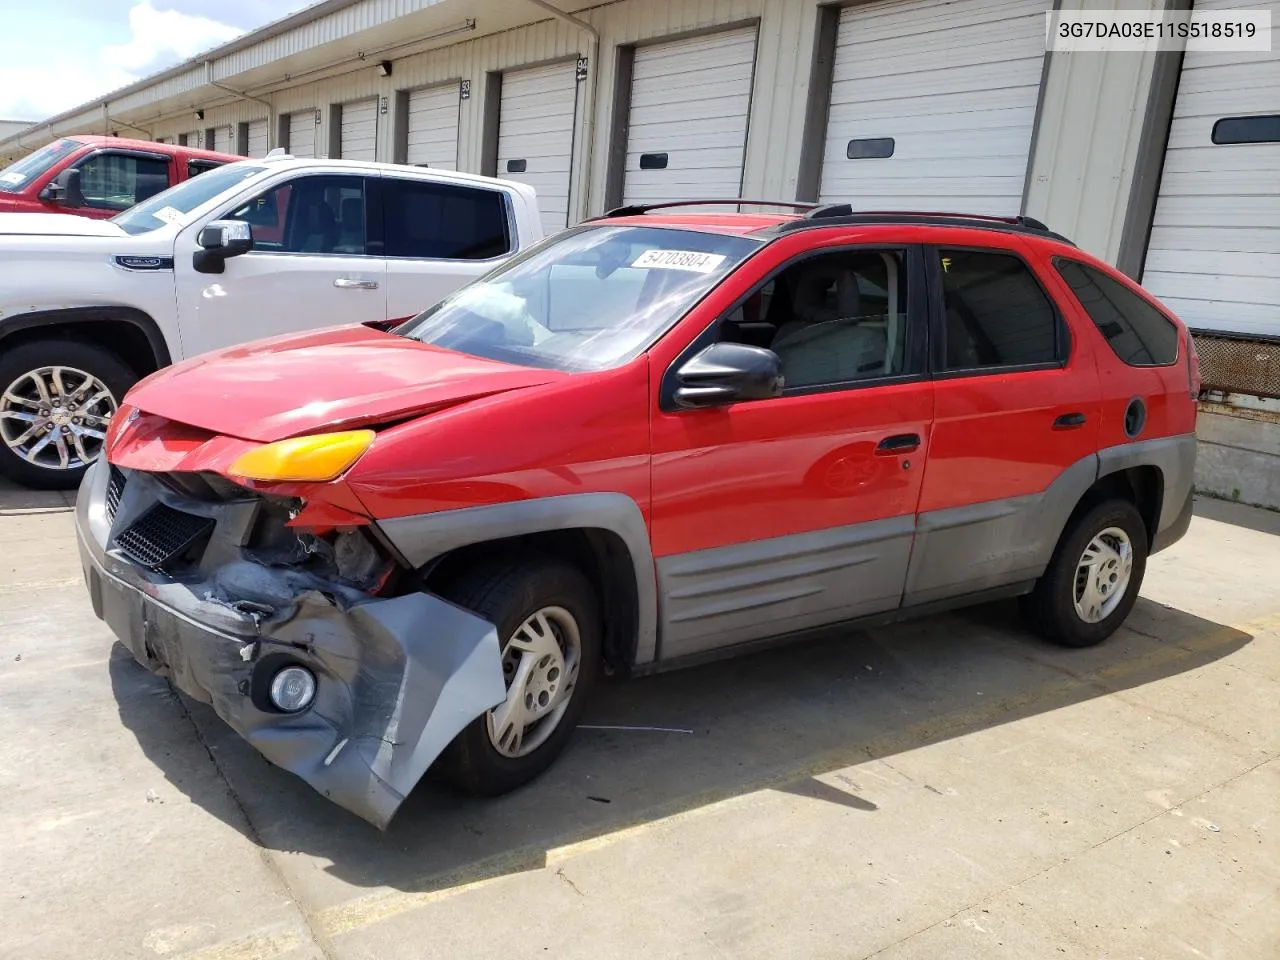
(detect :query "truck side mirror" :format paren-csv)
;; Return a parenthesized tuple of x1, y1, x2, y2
(40, 167, 84, 208)
(193, 220, 254, 274)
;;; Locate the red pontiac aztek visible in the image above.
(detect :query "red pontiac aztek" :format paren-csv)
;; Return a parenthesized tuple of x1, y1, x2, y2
(77, 202, 1200, 828)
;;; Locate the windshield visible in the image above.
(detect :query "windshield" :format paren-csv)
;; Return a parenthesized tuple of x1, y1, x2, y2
(0, 139, 81, 193)
(396, 226, 762, 371)
(112, 163, 265, 235)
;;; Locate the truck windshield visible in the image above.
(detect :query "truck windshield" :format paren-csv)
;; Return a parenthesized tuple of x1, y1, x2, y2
(0, 139, 81, 193)
(113, 163, 265, 235)
(396, 225, 762, 371)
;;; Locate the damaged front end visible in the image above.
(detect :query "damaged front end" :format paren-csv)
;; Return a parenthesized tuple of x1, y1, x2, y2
(76, 459, 507, 829)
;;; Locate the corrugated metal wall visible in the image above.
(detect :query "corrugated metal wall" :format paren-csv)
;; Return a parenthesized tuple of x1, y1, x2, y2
(142, 0, 823, 221)
(86, 0, 1163, 258)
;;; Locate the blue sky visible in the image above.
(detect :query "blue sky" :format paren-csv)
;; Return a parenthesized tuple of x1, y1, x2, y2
(0, 1, 313, 122)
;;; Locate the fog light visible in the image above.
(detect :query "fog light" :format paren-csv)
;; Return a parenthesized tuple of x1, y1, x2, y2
(270, 666, 316, 713)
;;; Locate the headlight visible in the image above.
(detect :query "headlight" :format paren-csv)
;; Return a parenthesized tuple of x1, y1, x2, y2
(229, 430, 375, 483)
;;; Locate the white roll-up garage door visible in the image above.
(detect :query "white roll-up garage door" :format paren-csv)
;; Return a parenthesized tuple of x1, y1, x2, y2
(340, 99, 378, 161)
(622, 27, 757, 205)
(406, 84, 459, 169)
(213, 126, 233, 154)
(819, 0, 1046, 215)
(1142, 0, 1279, 338)
(288, 111, 316, 158)
(498, 62, 577, 235)
(246, 119, 268, 158)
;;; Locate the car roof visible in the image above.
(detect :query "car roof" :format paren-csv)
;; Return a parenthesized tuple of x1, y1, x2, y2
(588, 202, 1077, 247)
(68, 134, 239, 162)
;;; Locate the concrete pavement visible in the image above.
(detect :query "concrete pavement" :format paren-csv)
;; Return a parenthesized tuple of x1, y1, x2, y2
(1, 478, 1276, 960)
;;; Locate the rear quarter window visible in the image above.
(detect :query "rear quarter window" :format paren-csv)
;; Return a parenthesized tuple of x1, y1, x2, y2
(1055, 259, 1178, 366)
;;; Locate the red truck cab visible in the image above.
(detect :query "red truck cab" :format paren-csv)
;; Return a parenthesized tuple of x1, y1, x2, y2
(0, 135, 241, 219)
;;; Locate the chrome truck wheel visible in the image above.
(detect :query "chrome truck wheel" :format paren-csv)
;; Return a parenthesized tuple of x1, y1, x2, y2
(0, 365, 117, 472)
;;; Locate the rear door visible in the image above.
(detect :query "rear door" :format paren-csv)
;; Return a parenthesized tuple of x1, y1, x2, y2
(905, 233, 1102, 605)
(649, 235, 933, 661)
(377, 173, 515, 320)
(173, 172, 386, 356)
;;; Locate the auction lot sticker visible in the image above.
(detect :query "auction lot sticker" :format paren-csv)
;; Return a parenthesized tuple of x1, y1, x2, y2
(632, 250, 727, 273)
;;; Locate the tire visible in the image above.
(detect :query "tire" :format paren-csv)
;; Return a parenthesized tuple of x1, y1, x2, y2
(436, 554, 601, 796)
(0, 339, 137, 490)
(1021, 498, 1148, 648)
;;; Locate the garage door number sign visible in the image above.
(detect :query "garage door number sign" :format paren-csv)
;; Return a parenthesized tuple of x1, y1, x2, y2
(631, 249, 726, 273)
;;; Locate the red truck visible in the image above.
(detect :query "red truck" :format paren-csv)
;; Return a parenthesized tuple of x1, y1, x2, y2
(0, 135, 240, 218)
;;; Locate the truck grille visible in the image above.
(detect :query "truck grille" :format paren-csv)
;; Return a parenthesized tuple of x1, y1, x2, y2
(105, 466, 126, 522)
(115, 503, 214, 570)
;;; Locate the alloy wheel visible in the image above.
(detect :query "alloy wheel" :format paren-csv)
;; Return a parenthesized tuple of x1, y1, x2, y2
(0, 366, 117, 473)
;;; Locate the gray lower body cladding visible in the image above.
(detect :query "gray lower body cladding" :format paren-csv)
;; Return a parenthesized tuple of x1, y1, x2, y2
(75, 460, 506, 829)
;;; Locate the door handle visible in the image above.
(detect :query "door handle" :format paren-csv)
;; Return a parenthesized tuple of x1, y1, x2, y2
(875, 433, 920, 455)
(1053, 412, 1087, 430)
(334, 278, 379, 290)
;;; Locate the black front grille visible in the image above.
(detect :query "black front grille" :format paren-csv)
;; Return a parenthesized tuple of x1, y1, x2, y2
(115, 503, 214, 570)
(105, 466, 126, 522)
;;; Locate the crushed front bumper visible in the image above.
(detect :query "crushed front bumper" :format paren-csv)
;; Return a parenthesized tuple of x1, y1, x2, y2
(76, 460, 506, 829)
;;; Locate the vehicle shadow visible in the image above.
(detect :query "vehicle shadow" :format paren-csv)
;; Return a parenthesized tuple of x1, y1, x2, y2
(109, 591, 1253, 899)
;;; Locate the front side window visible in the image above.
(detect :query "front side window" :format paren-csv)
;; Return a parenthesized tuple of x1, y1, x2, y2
(397, 226, 760, 371)
(77, 152, 170, 211)
(716, 249, 909, 390)
(1055, 259, 1178, 366)
(0, 139, 83, 192)
(937, 249, 1059, 371)
(227, 175, 367, 255)
(383, 178, 510, 260)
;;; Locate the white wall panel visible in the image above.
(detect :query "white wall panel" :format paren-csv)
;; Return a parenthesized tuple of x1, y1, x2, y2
(818, 0, 1047, 215)
(1143, 0, 1280, 337)
(406, 84, 459, 168)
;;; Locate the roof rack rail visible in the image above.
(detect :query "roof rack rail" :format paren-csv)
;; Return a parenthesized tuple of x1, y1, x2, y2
(597, 199, 818, 219)
(771, 209, 1075, 246)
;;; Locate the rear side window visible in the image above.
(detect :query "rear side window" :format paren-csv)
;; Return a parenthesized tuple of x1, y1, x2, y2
(936, 249, 1059, 370)
(1055, 259, 1178, 366)
(188, 160, 223, 178)
(382, 178, 510, 260)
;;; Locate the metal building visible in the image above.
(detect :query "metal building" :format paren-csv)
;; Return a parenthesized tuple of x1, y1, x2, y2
(0, 0, 1276, 500)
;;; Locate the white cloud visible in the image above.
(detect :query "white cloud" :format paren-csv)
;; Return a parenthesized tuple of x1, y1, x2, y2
(0, 2, 242, 122)
(102, 1, 242, 73)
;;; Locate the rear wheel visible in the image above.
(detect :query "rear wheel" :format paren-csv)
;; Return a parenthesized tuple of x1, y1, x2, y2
(437, 555, 600, 796)
(0, 340, 136, 490)
(1021, 499, 1148, 648)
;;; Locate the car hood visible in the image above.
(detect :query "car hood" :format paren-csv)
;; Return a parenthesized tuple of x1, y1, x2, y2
(0, 212, 127, 237)
(125, 324, 565, 443)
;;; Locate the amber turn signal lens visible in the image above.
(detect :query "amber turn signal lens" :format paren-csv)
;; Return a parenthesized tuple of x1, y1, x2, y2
(228, 430, 376, 483)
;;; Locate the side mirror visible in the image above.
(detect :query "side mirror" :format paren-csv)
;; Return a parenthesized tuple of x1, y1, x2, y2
(673, 342, 784, 409)
(40, 167, 84, 208)
(193, 220, 254, 275)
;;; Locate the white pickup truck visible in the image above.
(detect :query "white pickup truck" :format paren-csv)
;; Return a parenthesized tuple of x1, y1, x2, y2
(0, 155, 543, 488)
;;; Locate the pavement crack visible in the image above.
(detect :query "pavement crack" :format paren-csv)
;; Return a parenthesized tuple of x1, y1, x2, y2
(555, 867, 585, 897)
(173, 689, 340, 960)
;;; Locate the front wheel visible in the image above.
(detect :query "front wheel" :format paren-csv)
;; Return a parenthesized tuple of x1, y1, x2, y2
(0, 339, 136, 490)
(1021, 499, 1148, 648)
(437, 555, 600, 796)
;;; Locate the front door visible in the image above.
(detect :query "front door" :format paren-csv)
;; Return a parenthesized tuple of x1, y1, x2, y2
(173, 173, 386, 358)
(650, 242, 934, 661)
